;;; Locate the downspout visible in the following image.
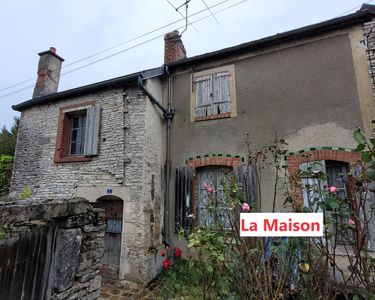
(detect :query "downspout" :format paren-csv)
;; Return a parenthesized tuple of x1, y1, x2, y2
(137, 76, 167, 115)
(164, 65, 174, 246)
(137, 72, 174, 246)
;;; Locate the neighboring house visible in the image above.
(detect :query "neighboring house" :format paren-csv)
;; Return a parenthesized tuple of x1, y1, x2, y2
(10, 4, 375, 282)
(11, 49, 167, 282)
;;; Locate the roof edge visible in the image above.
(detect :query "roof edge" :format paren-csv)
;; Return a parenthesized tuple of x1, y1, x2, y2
(168, 9, 374, 68)
(12, 72, 141, 111)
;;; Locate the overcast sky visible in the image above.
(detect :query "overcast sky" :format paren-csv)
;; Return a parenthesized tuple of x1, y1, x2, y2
(0, 0, 371, 129)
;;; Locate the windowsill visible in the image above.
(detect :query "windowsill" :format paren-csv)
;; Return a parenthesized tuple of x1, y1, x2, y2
(194, 112, 231, 122)
(54, 154, 92, 163)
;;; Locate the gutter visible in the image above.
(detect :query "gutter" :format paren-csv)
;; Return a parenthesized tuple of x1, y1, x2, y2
(12, 71, 142, 111)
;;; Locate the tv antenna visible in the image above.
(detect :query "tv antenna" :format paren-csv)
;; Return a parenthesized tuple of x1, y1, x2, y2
(166, 0, 198, 33)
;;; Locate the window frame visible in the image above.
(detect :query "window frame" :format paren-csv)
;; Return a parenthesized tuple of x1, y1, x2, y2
(190, 65, 237, 122)
(68, 110, 87, 156)
(54, 101, 98, 163)
(299, 160, 353, 245)
(197, 166, 232, 228)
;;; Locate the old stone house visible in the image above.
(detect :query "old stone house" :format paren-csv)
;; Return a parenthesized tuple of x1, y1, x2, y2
(11, 49, 167, 282)
(10, 4, 375, 283)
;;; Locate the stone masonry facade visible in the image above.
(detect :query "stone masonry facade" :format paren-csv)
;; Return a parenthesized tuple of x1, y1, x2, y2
(10, 79, 165, 283)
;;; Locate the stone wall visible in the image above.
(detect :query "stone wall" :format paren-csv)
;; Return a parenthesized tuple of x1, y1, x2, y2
(0, 198, 104, 300)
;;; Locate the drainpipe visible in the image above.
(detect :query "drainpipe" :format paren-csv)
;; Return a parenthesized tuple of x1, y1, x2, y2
(137, 72, 174, 246)
(137, 76, 167, 116)
(164, 66, 174, 246)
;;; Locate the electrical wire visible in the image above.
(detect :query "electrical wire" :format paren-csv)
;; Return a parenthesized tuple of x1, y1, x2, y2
(0, 0, 233, 94)
(336, 0, 373, 17)
(0, 0, 248, 100)
(166, 0, 199, 32)
(201, 0, 220, 25)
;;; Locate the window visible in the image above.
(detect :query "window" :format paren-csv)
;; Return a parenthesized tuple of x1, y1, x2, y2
(300, 160, 352, 244)
(54, 102, 100, 163)
(191, 65, 237, 122)
(198, 167, 231, 227)
(68, 111, 86, 155)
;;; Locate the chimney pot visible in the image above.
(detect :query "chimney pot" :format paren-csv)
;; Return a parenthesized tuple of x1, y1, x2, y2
(164, 30, 186, 64)
(49, 47, 56, 54)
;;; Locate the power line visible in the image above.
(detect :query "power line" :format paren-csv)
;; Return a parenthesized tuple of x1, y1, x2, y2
(0, 0, 232, 94)
(0, 0, 248, 100)
(166, 0, 199, 32)
(336, 0, 373, 17)
(201, 0, 220, 25)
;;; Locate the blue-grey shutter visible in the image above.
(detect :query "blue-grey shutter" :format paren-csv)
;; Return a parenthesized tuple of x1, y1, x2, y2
(212, 71, 231, 114)
(84, 106, 100, 155)
(194, 75, 212, 117)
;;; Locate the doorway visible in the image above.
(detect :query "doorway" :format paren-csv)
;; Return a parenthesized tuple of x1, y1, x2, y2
(96, 196, 123, 279)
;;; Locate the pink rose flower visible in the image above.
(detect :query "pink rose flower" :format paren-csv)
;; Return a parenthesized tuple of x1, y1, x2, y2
(166, 245, 173, 251)
(242, 203, 250, 211)
(329, 186, 337, 193)
(323, 182, 328, 188)
(207, 187, 215, 193)
(160, 250, 166, 257)
(348, 218, 355, 225)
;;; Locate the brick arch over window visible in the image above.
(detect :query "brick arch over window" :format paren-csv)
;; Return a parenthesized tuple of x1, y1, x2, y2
(287, 149, 361, 208)
(186, 156, 242, 169)
(287, 150, 361, 176)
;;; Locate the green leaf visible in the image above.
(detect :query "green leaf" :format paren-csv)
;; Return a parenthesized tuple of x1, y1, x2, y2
(361, 151, 373, 163)
(18, 186, 32, 199)
(355, 143, 366, 152)
(354, 128, 366, 145)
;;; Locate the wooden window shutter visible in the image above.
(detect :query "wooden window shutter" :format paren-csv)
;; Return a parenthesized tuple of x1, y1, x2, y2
(175, 167, 193, 232)
(84, 106, 101, 155)
(363, 194, 375, 251)
(194, 75, 212, 117)
(212, 71, 231, 114)
(353, 165, 375, 251)
(233, 164, 257, 206)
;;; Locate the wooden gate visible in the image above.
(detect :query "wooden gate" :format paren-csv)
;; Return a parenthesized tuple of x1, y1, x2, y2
(96, 198, 123, 278)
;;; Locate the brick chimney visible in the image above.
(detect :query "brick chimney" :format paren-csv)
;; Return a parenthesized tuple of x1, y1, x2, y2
(33, 47, 64, 98)
(164, 30, 186, 64)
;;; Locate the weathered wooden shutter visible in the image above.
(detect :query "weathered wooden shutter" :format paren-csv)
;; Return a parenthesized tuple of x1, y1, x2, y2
(363, 184, 375, 251)
(194, 75, 212, 117)
(352, 165, 375, 251)
(212, 71, 231, 114)
(233, 164, 257, 206)
(84, 106, 101, 155)
(175, 167, 193, 232)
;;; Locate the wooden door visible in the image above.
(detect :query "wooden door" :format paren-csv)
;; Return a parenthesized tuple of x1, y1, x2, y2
(96, 199, 123, 278)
